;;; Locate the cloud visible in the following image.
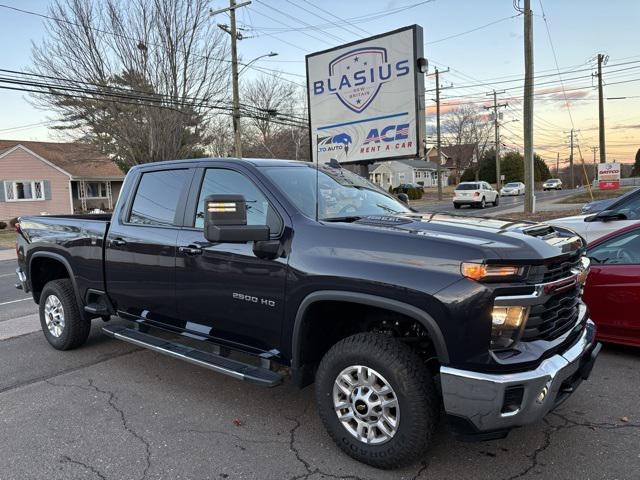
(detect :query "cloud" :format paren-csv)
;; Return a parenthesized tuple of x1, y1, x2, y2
(612, 123, 640, 130)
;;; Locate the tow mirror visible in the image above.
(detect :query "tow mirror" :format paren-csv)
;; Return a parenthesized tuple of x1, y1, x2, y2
(203, 194, 269, 243)
(396, 193, 409, 205)
(585, 209, 627, 223)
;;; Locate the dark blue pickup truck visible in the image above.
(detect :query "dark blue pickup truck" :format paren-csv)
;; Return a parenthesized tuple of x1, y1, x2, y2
(15, 158, 600, 468)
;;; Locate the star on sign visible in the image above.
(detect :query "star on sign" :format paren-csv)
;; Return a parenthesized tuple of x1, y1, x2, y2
(354, 56, 359, 62)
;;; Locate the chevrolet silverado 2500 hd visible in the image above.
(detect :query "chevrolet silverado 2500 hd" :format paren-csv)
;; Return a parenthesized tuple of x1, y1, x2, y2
(16, 158, 600, 469)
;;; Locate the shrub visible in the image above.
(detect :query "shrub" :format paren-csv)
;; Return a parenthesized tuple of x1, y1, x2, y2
(9, 217, 19, 228)
(0, 221, 6, 229)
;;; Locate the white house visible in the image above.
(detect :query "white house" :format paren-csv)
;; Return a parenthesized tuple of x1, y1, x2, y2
(368, 160, 448, 190)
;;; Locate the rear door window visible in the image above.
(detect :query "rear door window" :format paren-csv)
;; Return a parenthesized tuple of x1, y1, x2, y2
(129, 169, 191, 226)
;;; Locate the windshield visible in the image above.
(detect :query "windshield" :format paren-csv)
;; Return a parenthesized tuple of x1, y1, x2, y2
(456, 183, 479, 190)
(505, 183, 520, 188)
(262, 164, 412, 220)
(546, 179, 560, 183)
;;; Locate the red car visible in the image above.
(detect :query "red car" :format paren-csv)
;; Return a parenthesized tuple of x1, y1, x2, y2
(583, 222, 640, 347)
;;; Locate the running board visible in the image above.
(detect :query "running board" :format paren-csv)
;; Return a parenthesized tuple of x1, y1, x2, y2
(102, 324, 283, 387)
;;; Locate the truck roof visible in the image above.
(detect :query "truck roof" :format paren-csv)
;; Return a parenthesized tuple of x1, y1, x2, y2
(131, 157, 308, 171)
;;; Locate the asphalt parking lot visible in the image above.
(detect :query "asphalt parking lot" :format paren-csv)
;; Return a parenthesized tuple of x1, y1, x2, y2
(1, 257, 639, 480)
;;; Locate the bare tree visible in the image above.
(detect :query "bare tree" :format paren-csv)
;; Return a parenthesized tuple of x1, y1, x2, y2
(442, 104, 492, 180)
(206, 116, 235, 158)
(31, 0, 230, 170)
(239, 74, 309, 160)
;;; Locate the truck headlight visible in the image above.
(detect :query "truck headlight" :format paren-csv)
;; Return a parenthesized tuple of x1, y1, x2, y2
(462, 263, 523, 281)
(491, 306, 528, 349)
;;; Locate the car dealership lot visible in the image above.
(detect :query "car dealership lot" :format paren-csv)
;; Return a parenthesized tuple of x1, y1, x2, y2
(1, 259, 639, 480)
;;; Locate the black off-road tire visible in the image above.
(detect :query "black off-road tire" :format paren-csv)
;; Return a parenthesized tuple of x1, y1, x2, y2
(39, 279, 91, 350)
(315, 333, 438, 469)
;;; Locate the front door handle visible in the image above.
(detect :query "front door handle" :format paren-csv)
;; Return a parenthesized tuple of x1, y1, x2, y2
(111, 238, 127, 247)
(178, 246, 203, 255)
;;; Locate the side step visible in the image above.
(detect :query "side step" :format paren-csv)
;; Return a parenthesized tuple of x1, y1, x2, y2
(102, 324, 283, 387)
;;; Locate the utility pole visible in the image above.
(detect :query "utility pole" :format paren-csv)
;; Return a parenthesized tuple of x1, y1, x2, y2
(591, 146, 599, 182)
(556, 152, 559, 177)
(597, 54, 607, 163)
(523, 0, 535, 213)
(484, 90, 507, 190)
(431, 67, 451, 201)
(569, 129, 574, 189)
(212, 0, 252, 158)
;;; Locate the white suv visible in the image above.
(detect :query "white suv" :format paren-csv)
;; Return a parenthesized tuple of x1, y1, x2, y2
(543, 178, 563, 191)
(453, 181, 499, 209)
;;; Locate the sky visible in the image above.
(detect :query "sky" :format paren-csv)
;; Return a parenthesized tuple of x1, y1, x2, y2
(0, 0, 639, 168)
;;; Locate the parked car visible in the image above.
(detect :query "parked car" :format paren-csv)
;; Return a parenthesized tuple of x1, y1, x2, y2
(584, 223, 640, 347)
(543, 178, 563, 191)
(500, 182, 525, 196)
(453, 181, 499, 209)
(16, 158, 600, 469)
(581, 186, 639, 214)
(549, 187, 640, 242)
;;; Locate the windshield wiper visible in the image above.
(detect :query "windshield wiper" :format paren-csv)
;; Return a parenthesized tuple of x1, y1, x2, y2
(321, 216, 362, 222)
(376, 203, 405, 214)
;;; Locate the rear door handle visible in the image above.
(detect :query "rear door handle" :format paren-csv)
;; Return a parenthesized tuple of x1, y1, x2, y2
(111, 238, 127, 247)
(178, 246, 203, 255)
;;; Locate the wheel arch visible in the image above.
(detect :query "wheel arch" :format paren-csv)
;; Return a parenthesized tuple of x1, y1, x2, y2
(291, 291, 449, 386)
(29, 252, 81, 307)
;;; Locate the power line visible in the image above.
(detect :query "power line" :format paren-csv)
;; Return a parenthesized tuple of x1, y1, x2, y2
(427, 14, 521, 45)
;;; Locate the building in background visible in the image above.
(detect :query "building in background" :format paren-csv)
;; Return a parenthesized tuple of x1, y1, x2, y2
(426, 144, 478, 185)
(368, 159, 447, 190)
(0, 140, 124, 220)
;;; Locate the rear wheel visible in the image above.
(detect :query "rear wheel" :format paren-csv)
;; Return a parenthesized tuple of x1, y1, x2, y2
(39, 279, 90, 350)
(479, 197, 486, 208)
(315, 333, 438, 469)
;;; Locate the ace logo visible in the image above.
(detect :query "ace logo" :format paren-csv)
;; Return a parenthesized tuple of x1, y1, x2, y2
(312, 47, 410, 114)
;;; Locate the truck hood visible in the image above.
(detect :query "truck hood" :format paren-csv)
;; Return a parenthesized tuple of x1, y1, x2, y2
(351, 213, 584, 262)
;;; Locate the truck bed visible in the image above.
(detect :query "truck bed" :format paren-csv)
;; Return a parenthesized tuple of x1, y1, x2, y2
(17, 214, 112, 301)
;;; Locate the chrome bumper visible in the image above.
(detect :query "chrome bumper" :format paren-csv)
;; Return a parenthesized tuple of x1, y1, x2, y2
(15, 267, 29, 292)
(440, 318, 599, 433)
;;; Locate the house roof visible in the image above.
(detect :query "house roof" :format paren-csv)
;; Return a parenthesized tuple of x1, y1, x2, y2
(398, 159, 439, 170)
(0, 140, 124, 179)
(441, 144, 477, 169)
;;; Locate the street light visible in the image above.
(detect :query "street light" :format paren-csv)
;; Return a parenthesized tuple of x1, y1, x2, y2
(239, 52, 278, 75)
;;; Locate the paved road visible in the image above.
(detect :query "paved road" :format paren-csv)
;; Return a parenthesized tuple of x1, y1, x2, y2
(0, 258, 37, 322)
(1, 249, 638, 479)
(416, 188, 582, 216)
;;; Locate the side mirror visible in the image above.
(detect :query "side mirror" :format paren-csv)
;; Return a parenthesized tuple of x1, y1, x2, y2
(203, 194, 269, 243)
(585, 209, 627, 223)
(396, 193, 409, 205)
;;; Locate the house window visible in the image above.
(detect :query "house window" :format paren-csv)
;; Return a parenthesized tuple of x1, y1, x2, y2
(4, 181, 45, 201)
(83, 182, 107, 198)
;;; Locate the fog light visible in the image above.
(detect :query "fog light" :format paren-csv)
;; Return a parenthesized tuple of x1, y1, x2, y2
(491, 306, 529, 350)
(536, 386, 549, 404)
(492, 306, 527, 328)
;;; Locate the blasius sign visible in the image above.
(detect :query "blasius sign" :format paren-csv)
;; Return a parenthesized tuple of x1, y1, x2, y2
(306, 25, 425, 164)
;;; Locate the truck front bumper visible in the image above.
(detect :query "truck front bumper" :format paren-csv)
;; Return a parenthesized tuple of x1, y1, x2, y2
(440, 319, 600, 435)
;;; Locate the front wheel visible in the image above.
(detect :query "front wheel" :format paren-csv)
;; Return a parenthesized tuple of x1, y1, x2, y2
(315, 333, 438, 469)
(493, 195, 499, 206)
(39, 279, 91, 350)
(453, 203, 461, 209)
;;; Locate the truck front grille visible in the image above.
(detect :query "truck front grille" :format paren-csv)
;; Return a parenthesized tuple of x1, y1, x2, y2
(527, 255, 582, 284)
(522, 286, 581, 341)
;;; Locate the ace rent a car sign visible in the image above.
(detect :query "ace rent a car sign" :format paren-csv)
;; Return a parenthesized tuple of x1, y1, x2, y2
(306, 25, 425, 164)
